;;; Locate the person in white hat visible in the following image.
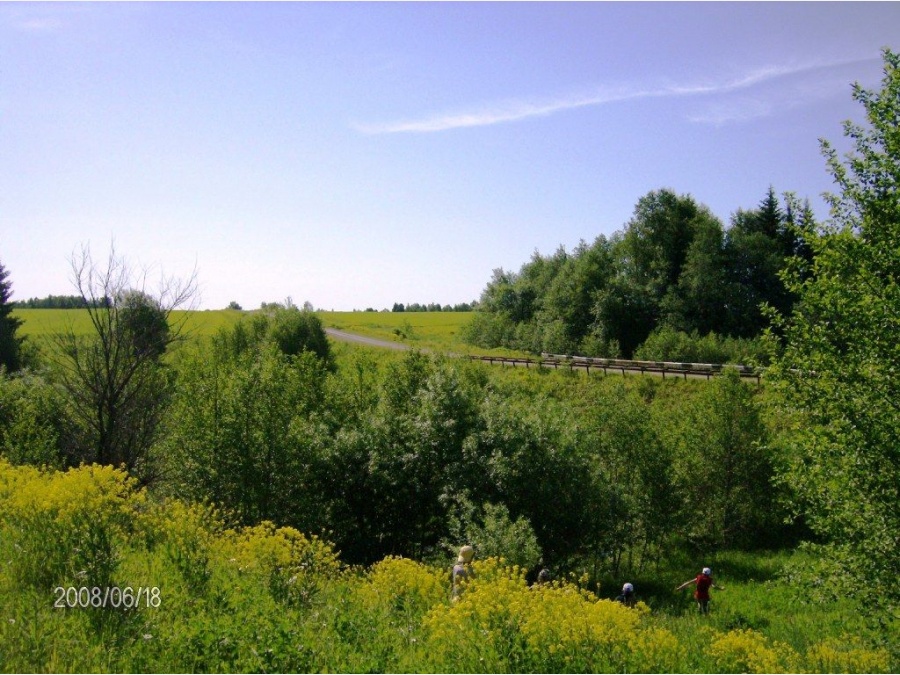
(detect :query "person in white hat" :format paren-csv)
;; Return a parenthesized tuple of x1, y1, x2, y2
(616, 582, 636, 608)
(676, 566, 723, 614)
(452, 545, 475, 600)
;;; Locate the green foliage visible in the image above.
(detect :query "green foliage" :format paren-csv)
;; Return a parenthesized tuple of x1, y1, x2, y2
(444, 499, 542, 571)
(668, 371, 778, 550)
(0, 372, 71, 468)
(465, 186, 811, 360)
(0, 260, 25, 373)
(117, 289, 170, 360)
(768, 49, 900, 625)
(473, 390, 596, 563)
(165, 343, 331, 531)
(459, 308, 517, 350)
(635, 326, 770, 365)
(578, 378, 678, 573)
(213, 305, 333, 367)
(13, 294, 91, 309)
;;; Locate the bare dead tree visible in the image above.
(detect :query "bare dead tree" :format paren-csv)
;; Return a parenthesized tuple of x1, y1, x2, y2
(50, 243, 198, 483)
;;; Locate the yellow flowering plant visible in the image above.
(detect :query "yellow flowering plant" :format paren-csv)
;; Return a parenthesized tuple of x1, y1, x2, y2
(420, 556, 675, 673)
(0, 460, 143, 589)
(226, 521, 340, 608)
(804, 636, 891, 674)
(709, 628, 799, 674)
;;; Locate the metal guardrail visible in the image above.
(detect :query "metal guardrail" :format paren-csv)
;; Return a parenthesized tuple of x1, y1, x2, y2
(467, 353, 763, 382)
(324, 327, 765, 383)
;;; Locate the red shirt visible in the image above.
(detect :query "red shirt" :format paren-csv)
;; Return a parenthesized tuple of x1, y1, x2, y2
(695, 574, 713, 601)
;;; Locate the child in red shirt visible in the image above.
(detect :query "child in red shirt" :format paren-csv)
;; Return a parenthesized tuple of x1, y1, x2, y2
(676, 567, 724, 614)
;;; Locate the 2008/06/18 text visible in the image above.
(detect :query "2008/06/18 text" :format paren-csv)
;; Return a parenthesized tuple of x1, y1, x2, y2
(53, 586, 161, 609)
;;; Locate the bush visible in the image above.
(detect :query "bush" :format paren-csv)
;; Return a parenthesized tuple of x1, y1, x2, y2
(459, 312, 516, 350)
(634, 326, 770, 365)
(0, 372, 70, 468)
(212, 305, 332, 367)
(444, 500, 542, 572)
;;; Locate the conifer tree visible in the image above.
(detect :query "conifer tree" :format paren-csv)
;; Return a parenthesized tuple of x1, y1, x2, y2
(0, 261, 24, 373)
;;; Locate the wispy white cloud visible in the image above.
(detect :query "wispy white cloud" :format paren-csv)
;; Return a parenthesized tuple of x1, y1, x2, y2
(355, 57, 877, 134)
(2, 6, 59, 32)
(14, 17, 62, 32)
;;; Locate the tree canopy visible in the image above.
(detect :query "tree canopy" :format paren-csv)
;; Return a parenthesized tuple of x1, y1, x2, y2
(769, 48, 900, 623)
(463, 187, 805, 360)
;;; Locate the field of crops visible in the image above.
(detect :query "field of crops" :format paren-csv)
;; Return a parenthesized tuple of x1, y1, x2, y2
(13, 308, 247, 341)
(14, 308, 526, 357)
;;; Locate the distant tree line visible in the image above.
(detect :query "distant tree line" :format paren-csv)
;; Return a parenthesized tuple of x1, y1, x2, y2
(463, 187, 815, 364)
(392, 302, 475, 313)
(13, 294, 109, 309)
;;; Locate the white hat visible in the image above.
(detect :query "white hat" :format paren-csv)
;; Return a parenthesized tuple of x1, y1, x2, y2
(623, 583, 634, 593)
(702, 567, 712, 576)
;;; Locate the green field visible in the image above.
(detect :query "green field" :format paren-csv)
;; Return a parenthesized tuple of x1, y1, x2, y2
(320, 310, 531, 357)
(14, 308, 528, 357)
(14, 308, 246, 341)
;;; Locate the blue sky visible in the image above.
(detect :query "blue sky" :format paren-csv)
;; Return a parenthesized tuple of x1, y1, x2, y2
(2, 2, 898, 311)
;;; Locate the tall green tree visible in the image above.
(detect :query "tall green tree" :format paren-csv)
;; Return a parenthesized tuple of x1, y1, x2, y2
(769, 49, 900, 622)
(592, 190, 726, 356)
(51, 245, 196, 482)
(0, 261, 24, 373)
(664, 213, 729, 335)
(670, 370, 775, 550)
(724, 188, 798, 336)
(541, 236, 615, 353)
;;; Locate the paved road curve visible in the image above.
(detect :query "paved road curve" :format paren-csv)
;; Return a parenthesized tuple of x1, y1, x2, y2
(325, 328, 412, 351)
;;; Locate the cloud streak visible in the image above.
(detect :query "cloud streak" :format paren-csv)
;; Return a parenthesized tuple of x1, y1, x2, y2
(355, 57, 876, 134)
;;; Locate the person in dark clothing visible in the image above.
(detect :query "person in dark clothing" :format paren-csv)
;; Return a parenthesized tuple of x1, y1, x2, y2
(616, 582, 636, 608)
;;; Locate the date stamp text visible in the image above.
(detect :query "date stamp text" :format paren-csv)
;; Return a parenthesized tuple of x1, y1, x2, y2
(53, 586, 161, 609)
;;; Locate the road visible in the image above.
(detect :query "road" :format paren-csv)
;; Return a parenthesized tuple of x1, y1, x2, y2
(325, 328, 412, 351)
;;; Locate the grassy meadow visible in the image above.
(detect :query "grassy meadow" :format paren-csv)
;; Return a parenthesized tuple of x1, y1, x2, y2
(318, 310, 530, 356)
